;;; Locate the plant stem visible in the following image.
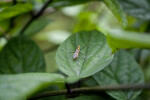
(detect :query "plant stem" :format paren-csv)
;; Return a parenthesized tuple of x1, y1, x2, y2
(19, 0, 53, 35)
(28, 83, 150, 100)
(65, 83, 72, 94)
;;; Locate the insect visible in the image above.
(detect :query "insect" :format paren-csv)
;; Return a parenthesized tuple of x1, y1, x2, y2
(73, 45, 80, 60)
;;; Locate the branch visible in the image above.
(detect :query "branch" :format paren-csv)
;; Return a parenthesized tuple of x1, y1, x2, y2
(13, 0, 17, 5)
(10, 0, 17, 27)
(19, 0, 53, 35)
(28, 83, 150, 100)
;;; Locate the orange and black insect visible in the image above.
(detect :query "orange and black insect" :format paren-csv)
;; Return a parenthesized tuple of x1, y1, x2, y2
(73, 45, 80, 60)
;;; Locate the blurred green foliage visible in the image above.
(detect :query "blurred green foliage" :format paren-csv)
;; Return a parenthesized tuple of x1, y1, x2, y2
(0, 0, 150, 100)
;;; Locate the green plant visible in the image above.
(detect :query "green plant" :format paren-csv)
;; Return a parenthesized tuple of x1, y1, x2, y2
(0, 0, 150, 100)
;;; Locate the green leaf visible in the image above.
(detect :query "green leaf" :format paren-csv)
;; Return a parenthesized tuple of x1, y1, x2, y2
(0, 35, 45, 74)
(107, 30, 150, 52)
(0, 3, 33, 21)
(51, 0, 97, 8)
(102, 0, 128, 27)
(119, 0, 150, 20)
(9, 15, 30, 35)
(56, 30, 113, 78)
(0, 1, 12, 8)
(0, 73, 65, 100)
(24, 17, 52, 35)
(93, 50, 144, 100)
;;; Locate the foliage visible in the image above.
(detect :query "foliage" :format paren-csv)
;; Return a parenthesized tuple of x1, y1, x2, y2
(0, 0, 149, 100)
(102, 0, 127, 27)
(0, 73, 64, 100)
(0, 35, 45, 74)
(0, 3, 32, 21)
(119, 0, 150, 20)
(93, 50, 144, 100)
(107, 29, 150, 52)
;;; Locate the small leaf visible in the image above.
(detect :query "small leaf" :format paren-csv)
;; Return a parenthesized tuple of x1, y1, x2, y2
(119, 0, 150, 20)
(56, 30, 113, 78)
(102, 0, 128, 27)
(93, 50, 144, 100)
(0, 3, 33, 21)
(0, 35, 45, 74)
(24, 17, 52, 35)
(0, 73, 65, 100)
(107, 29, 150, 52)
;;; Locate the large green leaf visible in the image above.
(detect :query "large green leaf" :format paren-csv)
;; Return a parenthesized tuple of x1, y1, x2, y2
(0, 20, 10, 34)
(56, 30, 113, 78)
(0, 35, 45, 74)
(0, 3, 32, 21)
(119, 0, 150, 20)
(0, 73, 65, 100)
(93, 50, 144, 100)
(107, 30, 150, 52)
(102, 0, 127, 27)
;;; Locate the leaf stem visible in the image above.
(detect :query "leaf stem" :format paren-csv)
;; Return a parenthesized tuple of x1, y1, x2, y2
(19, 0, 53, 35)
(65, 83, 72, 94)
(28, 83, 150, 100)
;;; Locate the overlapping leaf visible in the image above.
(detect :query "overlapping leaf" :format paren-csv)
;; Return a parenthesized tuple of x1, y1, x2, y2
(0, 3, 32, 21)
(51, 0, 97, 7)
(107, 30, 150, 52)
(24, 17, 52, 35)
(119, 0, 150, 20)
(93, 50, 144, 100)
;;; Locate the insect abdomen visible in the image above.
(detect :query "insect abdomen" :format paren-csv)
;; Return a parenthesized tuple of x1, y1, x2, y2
(73, 53, 78, 60)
